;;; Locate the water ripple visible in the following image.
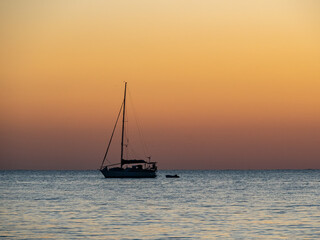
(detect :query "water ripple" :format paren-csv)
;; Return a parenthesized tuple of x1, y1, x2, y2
(1, 170, 320, 239)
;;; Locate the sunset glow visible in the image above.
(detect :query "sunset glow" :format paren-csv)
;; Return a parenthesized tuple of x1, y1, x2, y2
(1, 0, 320, 169)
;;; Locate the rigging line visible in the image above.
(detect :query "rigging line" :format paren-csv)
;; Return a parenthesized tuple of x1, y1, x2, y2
(100, 101, 124, 170)
(132, 95, 149, 158)
(128, 89, 150, 158)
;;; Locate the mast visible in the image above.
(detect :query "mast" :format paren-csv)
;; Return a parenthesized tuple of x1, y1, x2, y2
(121, 82, 127, 168)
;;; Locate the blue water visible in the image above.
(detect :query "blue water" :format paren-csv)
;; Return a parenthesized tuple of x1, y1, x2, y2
(1, 170, 320, 239)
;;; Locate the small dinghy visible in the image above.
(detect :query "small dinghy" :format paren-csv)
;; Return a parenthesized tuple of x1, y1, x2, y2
(166, 174, 180, 178)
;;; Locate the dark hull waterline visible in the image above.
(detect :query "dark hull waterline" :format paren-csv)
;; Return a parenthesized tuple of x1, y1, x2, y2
(100, 169, 156, 178)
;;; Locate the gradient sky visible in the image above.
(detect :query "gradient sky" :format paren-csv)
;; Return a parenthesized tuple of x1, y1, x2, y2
(1, 0, 320, 170)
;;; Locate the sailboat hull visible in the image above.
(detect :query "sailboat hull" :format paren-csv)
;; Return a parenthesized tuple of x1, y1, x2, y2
(100, 168, 157, 178)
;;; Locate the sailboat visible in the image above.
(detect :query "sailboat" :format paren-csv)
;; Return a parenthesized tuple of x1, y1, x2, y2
(99, 82, 157, 178)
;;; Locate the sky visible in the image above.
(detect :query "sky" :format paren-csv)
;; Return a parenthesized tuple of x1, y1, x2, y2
(1, 0, 320, 170)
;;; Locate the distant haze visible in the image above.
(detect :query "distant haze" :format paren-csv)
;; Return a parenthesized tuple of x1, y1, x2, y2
(1, 0, 320, 170)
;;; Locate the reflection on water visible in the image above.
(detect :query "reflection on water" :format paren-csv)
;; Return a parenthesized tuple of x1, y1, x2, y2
(0, 170, 320, 239)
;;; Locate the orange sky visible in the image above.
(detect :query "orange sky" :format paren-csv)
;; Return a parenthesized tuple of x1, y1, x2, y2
(1, 0, 320, 170)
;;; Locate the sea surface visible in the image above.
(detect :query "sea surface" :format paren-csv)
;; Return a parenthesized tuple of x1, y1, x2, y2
(1, 170, 320, 239)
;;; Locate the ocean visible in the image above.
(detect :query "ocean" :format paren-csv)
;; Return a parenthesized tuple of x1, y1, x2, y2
(1, 170, 319, 239)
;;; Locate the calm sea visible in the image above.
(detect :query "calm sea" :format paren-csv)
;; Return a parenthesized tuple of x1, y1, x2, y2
(1, 170, 320, 239)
